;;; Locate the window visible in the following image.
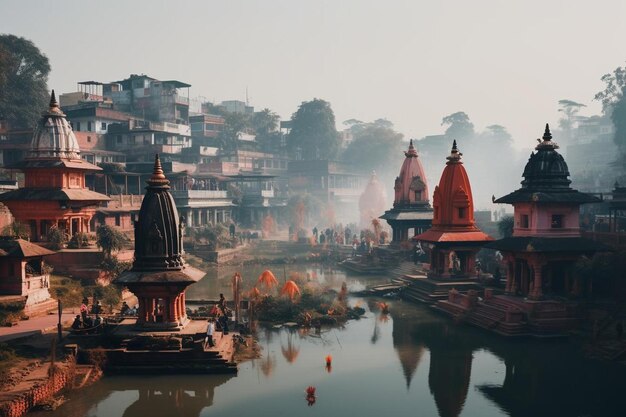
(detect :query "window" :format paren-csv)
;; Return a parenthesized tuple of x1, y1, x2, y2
(551, 214, 564, 229)
(116, 135, 122, 144)
(521, 214, 529, 228)
(458, 207, 466, 219)
(87, 136, 91, 143)
(87, 121, 92, 132)
(101, 122, 107, 131)
(115, 214, 121, 227)
(76, 122, 81, 131)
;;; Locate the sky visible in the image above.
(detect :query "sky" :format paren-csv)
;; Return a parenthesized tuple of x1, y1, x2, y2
(2, 0, 626, 149)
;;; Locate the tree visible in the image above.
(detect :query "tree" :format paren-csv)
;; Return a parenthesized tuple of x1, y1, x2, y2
(96, 225, 128, 259)
(288, 99, 339, 159)
(497, 216, 514, 238)
(482, 124, 512, 143)
(558, 99, 586, 138)
(252, 109, 282, 152)
(441, 111, 475, 141)
(342, 120, 404, 173)
(1, 221, 29, 240)
(0, 35, 50, 129)
(217, 111, 250, 153)
(595, 63, 626, 154)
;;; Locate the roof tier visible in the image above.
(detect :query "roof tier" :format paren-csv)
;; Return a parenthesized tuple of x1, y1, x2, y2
(394, 140, 430, 208)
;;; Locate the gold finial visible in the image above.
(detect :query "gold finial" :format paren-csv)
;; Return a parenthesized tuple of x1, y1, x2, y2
(147, 154, 170, 187)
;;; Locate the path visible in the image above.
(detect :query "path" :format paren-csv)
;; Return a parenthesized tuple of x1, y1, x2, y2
(0, 312, 75, 342)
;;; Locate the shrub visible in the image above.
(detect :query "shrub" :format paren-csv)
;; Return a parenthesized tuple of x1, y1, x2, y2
(46, 226, 67, 250)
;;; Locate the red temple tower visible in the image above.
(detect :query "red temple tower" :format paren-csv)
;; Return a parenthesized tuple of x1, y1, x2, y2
(115, 155, 204, 329)
(0, 91, 109, 241)
(380, 140, 433, 245)
(415, 140, 493, 278)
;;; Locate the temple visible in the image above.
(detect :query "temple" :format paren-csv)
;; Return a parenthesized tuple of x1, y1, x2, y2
(488, 124, 606, 300)
(115, 154, 204, 329)
(0, 91, 109, 241)
(403, 141, 493, 303)
(358, 171, 387, 230)
(380, 140, 433, 245)
(437, 125, 610, 336)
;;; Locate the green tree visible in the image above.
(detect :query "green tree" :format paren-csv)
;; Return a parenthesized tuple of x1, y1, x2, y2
(252, 109, 282, 152)
(595, 63, 626, 154)
(217, 111, 251, 152)
(46, 226, 67, 250)
(497, 215, 514, 238)
(0, 34, 50, 129)
(96, 225, 128, 259)
(288, 99, 339, 159)
(342, 120, 404, 173)
(441, 111, 475, 141)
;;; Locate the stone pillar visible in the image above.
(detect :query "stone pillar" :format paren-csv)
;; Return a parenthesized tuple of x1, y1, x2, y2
(169, 297, 177, 324)
(505, 260, 514, 294)
(529, 260, 544, 300)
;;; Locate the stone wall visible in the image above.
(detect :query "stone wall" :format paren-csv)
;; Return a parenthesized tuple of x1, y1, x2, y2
(0, 360, 75, 417)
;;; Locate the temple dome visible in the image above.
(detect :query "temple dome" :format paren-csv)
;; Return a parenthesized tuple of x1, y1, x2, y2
(394, 139, 429, 207)
(520, 124, 571, 190)
(359, 171, 387, 228)
(132, 154, 184, 271)
(28, 91, 81, 160)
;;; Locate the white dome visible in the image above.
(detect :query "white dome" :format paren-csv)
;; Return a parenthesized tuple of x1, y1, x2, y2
(28, 91, 81, 160)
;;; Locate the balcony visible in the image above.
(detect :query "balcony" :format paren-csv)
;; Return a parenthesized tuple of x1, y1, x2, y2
(171, 190, 229, 199)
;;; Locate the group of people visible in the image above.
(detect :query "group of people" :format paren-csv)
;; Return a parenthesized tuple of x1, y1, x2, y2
(205, 293, 230, 349)
(120, 301, 138, 316)
(71, 313, 102, 330)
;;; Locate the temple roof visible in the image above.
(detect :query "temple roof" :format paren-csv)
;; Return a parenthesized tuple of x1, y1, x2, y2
(394, 140, 430, 207)
(116, 154, 204, 286)
(0, 188, 110, 202)
(10, 91, 101, 171)
(485, 236, 612, 253)
(0, 238, 55, 258)
(495, 124, 599, 204)
(415, 141, 492, 243)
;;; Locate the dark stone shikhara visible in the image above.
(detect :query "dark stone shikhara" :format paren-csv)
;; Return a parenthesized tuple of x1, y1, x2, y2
(115, 154, 204, 329)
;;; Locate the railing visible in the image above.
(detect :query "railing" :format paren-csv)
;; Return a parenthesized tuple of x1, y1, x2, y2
(171, 190, 229, 199)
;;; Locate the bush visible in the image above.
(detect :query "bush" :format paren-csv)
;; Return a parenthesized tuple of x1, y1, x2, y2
(68, 232, 89, 249)
(46, 226, 67, 250)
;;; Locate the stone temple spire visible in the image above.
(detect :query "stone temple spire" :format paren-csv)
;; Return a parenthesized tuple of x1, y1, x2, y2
(147, 154, 170, 189)
(446, 140, 463, 163)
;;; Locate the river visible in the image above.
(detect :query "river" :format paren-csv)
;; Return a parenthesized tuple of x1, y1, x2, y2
(33, 264, 626, 417)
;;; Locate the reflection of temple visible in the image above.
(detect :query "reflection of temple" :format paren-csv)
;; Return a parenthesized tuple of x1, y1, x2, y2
(391, 308, 475, 417)
(61, 375, 234, 417)
(0, 91, 109, 240)
(359, 171, 387, 229)
(405, 141, 492, 303)
(381, 140, 433, 245)
(115, 155, 204, 329)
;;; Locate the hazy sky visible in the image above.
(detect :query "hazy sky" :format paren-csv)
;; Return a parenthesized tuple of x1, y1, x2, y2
(2, 0, 625, 149)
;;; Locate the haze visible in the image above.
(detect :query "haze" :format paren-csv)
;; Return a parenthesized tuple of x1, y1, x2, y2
(3, 0, 625, 148)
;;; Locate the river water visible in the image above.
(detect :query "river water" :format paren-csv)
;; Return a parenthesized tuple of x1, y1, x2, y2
(34, 264, 626, 417)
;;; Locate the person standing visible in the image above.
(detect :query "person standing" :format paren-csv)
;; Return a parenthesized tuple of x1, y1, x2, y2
(205, 319, 215, 348)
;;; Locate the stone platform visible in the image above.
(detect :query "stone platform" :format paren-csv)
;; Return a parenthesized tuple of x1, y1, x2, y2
(400, 274, 482, 305)
(435, 289, 581, 337)
(98, 318, 238, 374)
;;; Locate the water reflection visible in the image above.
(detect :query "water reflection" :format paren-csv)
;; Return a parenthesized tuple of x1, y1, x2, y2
(38, 296, 626, 417)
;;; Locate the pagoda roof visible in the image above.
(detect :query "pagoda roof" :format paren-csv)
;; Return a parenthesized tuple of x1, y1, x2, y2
(0, 188, 110, 202)
(115, 265, 205, 285)
(380, 209, 433, 221)
(485, 236, 612, 253)
(414, 229, 493, 243)
(0, 238, 55, 258)
(494, 190, 600, 204)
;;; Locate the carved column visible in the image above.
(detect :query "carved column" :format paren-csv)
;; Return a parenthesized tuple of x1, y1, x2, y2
(529, 258, 545, 300)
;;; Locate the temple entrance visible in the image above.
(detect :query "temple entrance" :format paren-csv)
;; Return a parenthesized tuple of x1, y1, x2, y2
(71, 218, 80, 236)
